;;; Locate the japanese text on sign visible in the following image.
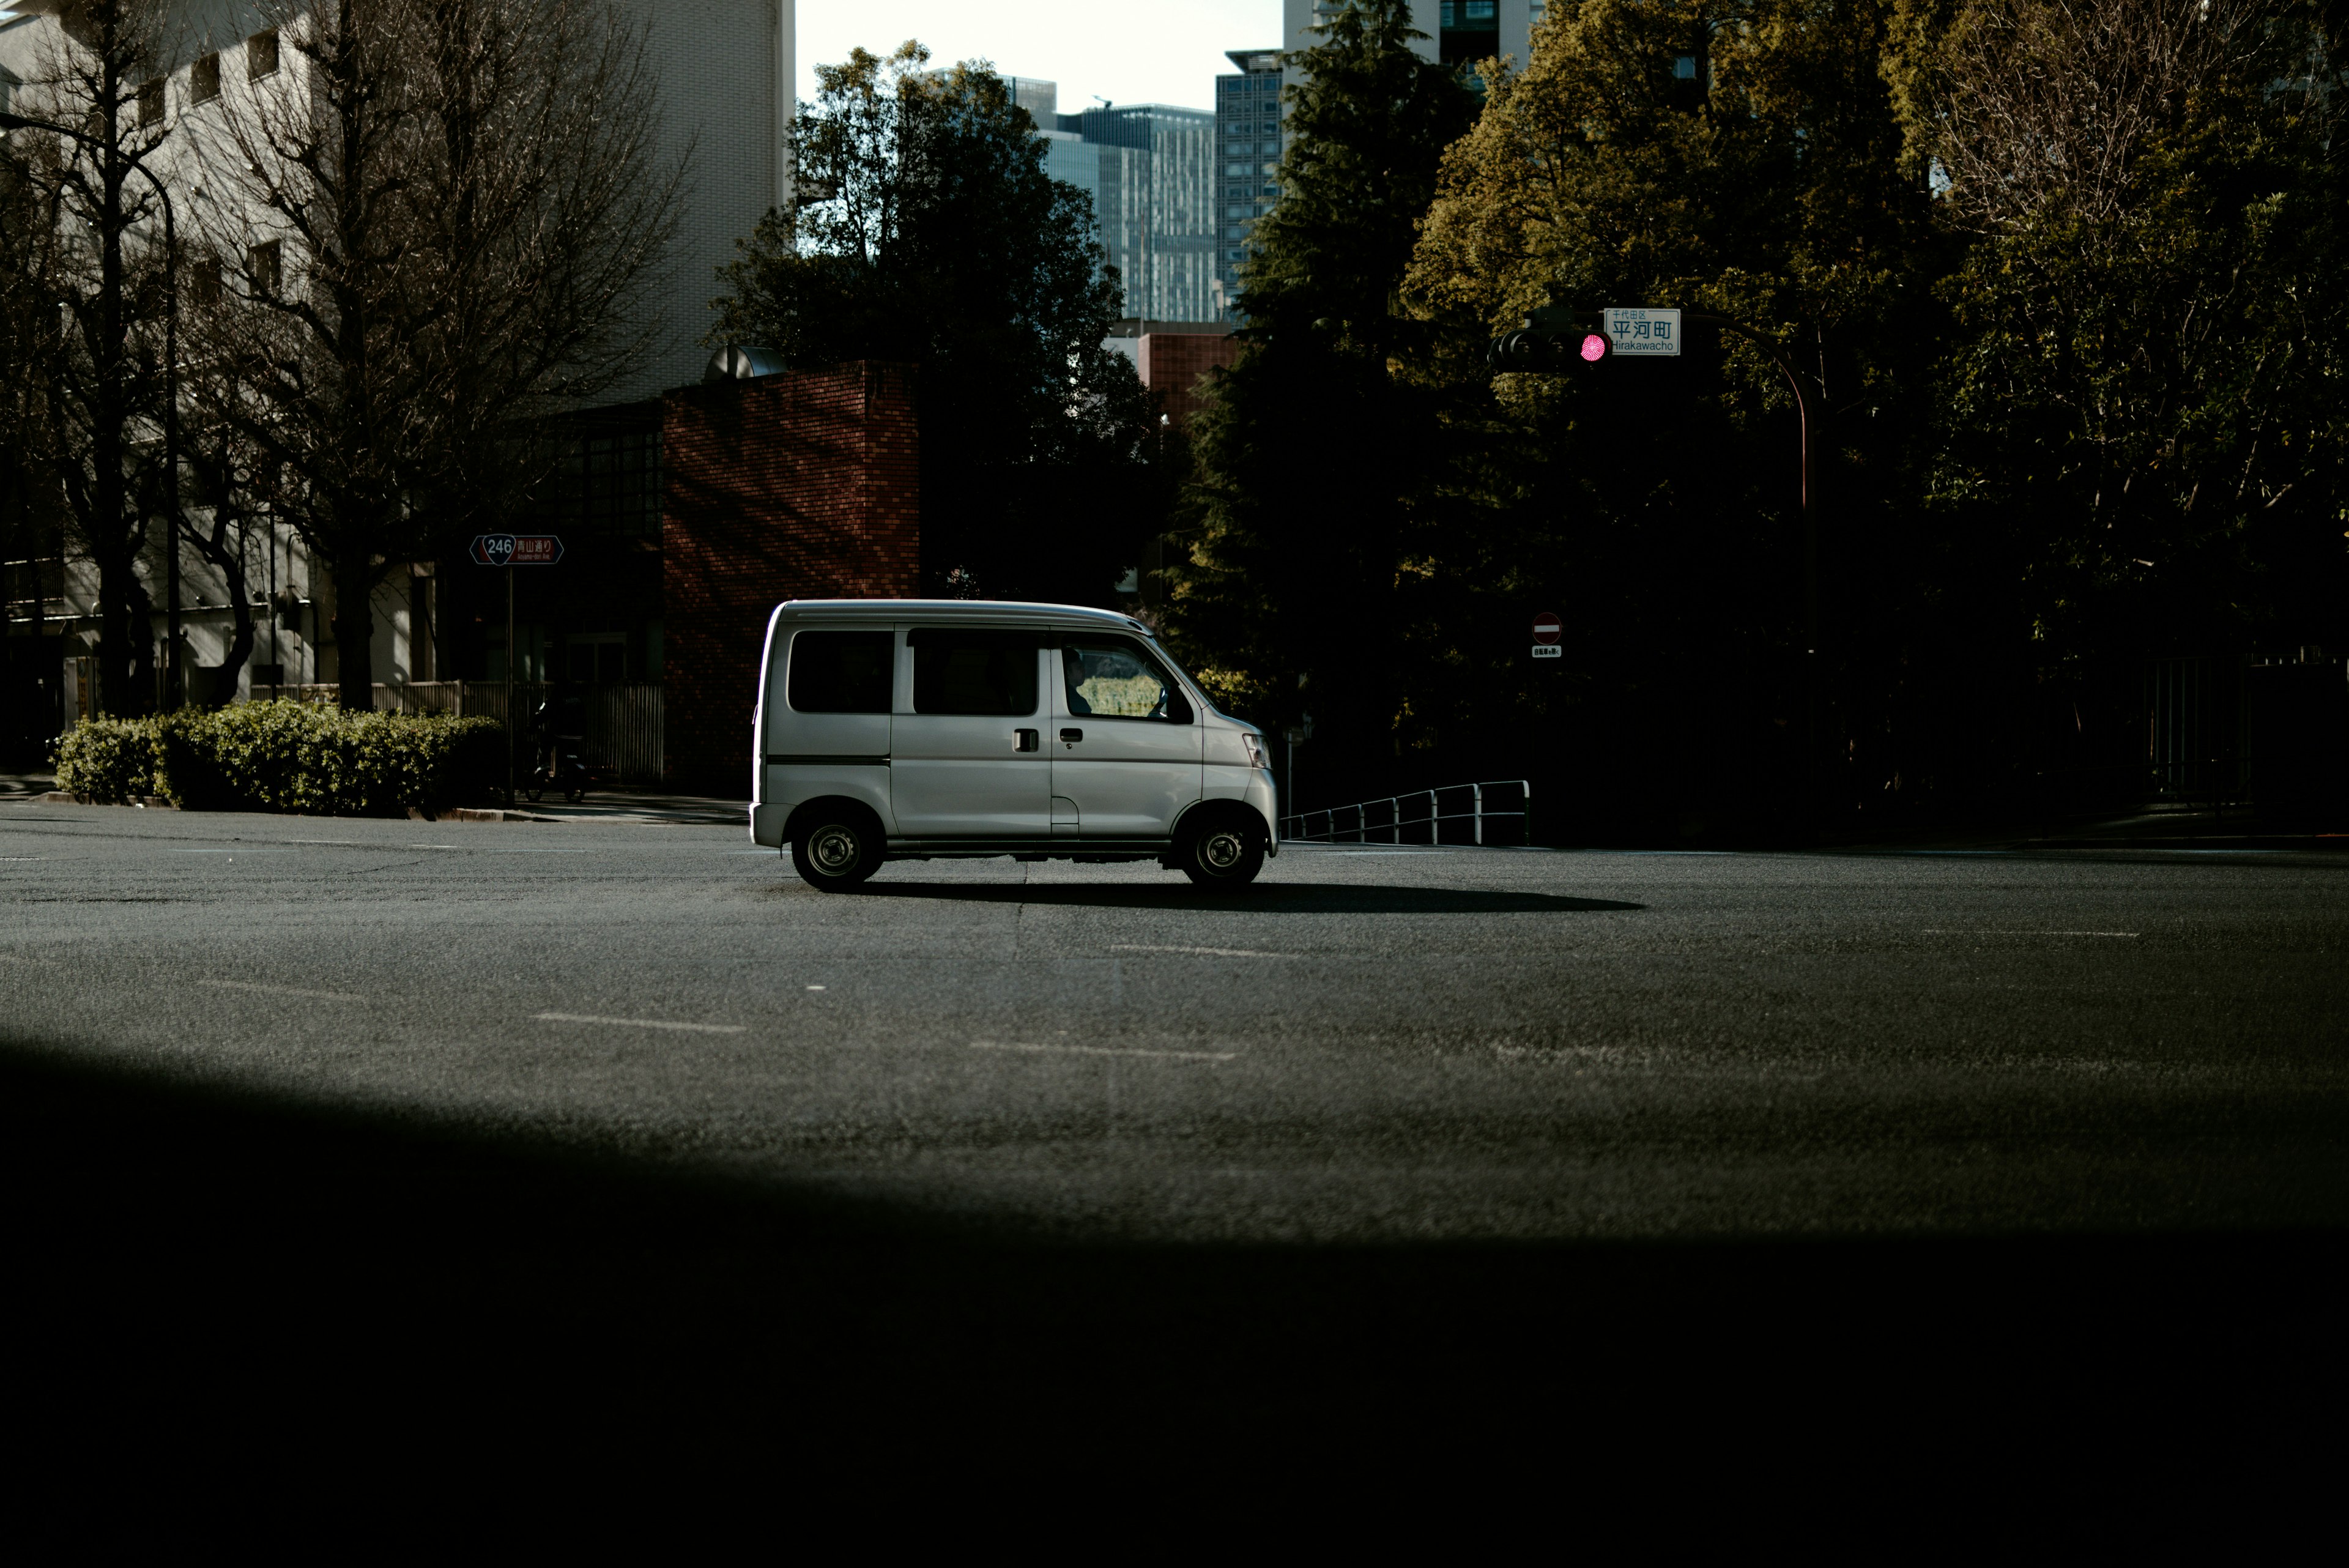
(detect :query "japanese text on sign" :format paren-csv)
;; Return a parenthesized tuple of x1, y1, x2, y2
(1604, 308, 1682, 357)
(470, 533, 565, 567)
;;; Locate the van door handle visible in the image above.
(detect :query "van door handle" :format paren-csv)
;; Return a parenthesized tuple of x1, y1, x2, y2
(1014, 729, 1039, 752)
(1059, 728, 1083, 744)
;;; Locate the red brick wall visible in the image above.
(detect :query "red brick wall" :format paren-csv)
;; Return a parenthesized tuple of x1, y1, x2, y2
(662, 362, 919, 787)
(1136, 332, 1239, 427)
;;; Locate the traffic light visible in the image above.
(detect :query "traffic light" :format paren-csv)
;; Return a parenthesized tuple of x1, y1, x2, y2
(1486, 307, 1612, 373)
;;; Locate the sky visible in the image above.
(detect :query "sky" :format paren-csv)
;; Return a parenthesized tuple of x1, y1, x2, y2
(796, 0, 1280, 116)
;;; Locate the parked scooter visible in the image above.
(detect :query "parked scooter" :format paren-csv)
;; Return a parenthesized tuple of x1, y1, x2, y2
(524, 695, 591, 803)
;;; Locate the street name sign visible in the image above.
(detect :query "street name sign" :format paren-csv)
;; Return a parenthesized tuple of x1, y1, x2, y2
(1532, 611, 1563, 658)
(470, 533, 565, 567)
(1604, 308, 1682, 357)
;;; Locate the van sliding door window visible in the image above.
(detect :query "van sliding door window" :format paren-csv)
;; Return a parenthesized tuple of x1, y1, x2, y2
(910, 630, 1039, 716)
(788, 631, 894, 713)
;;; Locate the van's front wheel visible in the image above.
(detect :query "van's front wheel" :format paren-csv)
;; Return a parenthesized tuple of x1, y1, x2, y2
(1174, 811, 1265, 889)
(790, 812, 881, 891)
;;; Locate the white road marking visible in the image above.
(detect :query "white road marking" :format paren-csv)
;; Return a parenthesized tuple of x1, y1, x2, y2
(0, 856, 50, 861)
(199, 979, 368, 1001)
(1321, 850, 1452, 856)
(806, 985, 826, 991)
(971, 1039, 1238, 1062)
(533, 1011, 748, 1034)
(1923, 930, 2140, 938)
(171, 847, 292, 854)
(1110, 943, 1297, 958)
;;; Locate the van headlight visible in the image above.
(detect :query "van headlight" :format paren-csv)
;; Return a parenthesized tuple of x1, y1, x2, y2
(1242, 732, 1267, 770)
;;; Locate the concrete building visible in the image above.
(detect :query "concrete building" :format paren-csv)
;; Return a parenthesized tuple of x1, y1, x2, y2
(0, 0, 796, 762)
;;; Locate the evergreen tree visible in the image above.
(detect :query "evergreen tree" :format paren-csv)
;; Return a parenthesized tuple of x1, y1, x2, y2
(1162, 1, 1477, 789)
(713, 44, 1163, 604)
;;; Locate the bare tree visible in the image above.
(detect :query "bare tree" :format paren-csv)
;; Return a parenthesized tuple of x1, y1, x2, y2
(1909, 0, 2326, 232)
(4, 0, 179, 716)
(190, 0, 678, 710)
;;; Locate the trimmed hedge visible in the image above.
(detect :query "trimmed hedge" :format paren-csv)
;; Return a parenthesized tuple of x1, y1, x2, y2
(54, 702, 505, 817)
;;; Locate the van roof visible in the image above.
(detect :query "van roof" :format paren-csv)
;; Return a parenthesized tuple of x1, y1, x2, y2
(774, 599, 1152, 634)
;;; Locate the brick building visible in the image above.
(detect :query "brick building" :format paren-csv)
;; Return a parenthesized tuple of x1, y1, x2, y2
(661, 363, 920, 789)
(1116, 325, 1242, 428)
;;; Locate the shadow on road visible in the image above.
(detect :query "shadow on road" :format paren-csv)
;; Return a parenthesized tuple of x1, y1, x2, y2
(3, 1031, 2334, 1531)
(806, 880, 1646, 914)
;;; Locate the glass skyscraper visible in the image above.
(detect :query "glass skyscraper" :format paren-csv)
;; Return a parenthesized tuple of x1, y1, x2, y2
(1214, 50, 1284, 322)
(1020, 80, 1220, 325)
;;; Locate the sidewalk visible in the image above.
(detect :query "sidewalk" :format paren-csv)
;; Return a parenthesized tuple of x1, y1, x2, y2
(1, 772, 57, 800)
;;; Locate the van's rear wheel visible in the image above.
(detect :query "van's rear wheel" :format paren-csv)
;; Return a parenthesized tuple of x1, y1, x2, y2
(1175, 811, 1265, 889)
(791, 812, 880, 891)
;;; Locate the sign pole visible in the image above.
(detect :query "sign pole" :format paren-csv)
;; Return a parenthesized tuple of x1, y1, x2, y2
(469, 532, 562, 809)
(505, 562, 516, 807)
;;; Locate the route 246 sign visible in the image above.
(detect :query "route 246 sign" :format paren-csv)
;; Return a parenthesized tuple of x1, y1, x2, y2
(1532, 611, 1564, 659)
(470, 533, 565, 567)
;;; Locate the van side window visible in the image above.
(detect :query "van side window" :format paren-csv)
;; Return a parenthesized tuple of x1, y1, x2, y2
(1062, 637, 1191, 723)
(787, 630, 894, 713)
(911, 629, 1037, 716)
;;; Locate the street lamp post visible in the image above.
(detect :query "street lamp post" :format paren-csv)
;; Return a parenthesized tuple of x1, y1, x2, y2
(1681, 311, 1819, 803)
(1, 110, 185, 710)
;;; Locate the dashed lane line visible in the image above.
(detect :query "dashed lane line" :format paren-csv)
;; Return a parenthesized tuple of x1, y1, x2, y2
(1110, 943, 1299, 959)
(971, 1039, 1238, 1063)
(532, 1011, 748, 1035)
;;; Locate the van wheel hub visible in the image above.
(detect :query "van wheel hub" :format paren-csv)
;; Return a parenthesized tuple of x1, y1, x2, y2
(809, 825, 861, 872)
(1201, 830, 1245, 870)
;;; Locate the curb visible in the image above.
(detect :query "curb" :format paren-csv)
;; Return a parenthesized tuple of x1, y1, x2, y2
(433, 808, 568, 824)
(33, 792, 177, 809)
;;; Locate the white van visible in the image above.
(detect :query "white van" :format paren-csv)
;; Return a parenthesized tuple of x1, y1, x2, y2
(748, 600, 1278, 891)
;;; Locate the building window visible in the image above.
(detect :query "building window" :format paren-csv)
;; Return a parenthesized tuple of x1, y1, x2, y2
(247, 239, 280, 298)
(1673, 56, 1699, 80)
(138, 79, 164, 127)
(188, 256, 222, 307)
(247, 29, 279, 81)
(541, 425, 662, 541)
(191, 53, 220, 104)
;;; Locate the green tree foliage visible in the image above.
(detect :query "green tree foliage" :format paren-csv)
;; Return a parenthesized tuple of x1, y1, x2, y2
(1189, 0, 2343, 830)
(1163, 1, 1477, 782)
(1401, 0, 1940, 825)
(712, 43, 1164, 604)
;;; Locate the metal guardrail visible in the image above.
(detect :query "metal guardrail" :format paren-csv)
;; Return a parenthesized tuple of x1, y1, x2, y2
(1281, 779, 1531, 847)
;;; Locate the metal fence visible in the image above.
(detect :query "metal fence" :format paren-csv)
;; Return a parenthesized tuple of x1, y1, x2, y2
(1282, 780, 1531, 846)
(254, 680, 665, 784)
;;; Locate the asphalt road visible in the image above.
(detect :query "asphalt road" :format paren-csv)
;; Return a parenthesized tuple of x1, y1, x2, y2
(6, 801, 2345, 1523)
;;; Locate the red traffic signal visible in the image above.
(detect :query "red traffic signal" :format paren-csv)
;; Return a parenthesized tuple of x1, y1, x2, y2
(1486, 314, 1613, 372)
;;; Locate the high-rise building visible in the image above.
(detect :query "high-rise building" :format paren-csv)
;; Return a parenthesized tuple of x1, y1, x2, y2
(1017, 80, 1221, 325)
(1214, 50, 1283, 320)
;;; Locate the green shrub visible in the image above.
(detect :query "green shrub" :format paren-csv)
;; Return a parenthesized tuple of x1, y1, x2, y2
(72, 702, 503, 817)
(53, 718, 157, 802)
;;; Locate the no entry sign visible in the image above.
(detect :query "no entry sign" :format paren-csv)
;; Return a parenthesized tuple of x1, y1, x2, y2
(1532, 611, 1563, 659)
(470, 533, 565, 567)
